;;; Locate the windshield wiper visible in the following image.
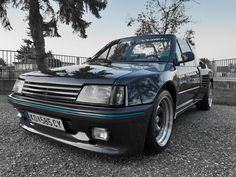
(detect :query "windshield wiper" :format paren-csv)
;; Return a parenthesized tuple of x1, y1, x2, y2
(88, 58, 111, 65)
(119, 60, 166, 63)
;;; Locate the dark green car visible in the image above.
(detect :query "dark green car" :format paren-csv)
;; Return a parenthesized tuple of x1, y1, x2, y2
(8, 34, 213, 155)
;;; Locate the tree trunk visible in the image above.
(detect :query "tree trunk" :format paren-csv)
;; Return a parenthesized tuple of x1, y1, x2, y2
(28, 0, 50, 73)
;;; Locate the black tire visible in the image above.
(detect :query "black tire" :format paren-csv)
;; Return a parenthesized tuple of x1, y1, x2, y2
(146, 90, 174, 153)
(196, 82, 213, 110)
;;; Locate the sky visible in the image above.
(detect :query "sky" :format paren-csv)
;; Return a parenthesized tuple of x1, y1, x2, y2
(0, 0, 236, 60)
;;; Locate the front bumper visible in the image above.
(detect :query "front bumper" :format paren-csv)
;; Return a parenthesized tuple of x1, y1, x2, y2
(8, 94, 153, 155)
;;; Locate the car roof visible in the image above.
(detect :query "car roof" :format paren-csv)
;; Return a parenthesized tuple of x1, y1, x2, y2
(117, 34, 176, 41)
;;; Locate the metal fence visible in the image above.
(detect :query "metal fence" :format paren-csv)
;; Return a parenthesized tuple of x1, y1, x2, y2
(1, 49, 236, 81)
(211, 58, 236, 81)
(0, 49, 88, 80)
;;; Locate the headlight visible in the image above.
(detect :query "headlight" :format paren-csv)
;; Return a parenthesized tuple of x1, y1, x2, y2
(76, 85, 125, 106)
(110, 86, 125, 106)
(12, 79, 25, 94)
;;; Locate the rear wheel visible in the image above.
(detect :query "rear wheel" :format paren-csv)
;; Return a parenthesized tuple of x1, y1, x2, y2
(146, 90, 174, 153)
(196, 82, 213, 110)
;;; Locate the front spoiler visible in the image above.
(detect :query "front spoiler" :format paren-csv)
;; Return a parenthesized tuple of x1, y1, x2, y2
(9, 94, 154, 155)
(20, 123, 122, 155)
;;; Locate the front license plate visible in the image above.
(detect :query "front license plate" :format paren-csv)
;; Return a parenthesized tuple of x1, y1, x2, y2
(27, 112, 65, 131)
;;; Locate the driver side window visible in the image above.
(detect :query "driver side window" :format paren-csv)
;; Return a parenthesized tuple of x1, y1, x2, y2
(108, 42, 130, 61)
(98, 48, 109, 60)
(177, 39, 196, 67)
(176, 42, 184, 66)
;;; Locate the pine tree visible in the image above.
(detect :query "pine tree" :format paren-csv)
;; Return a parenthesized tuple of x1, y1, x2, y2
(0, 0, 107, 73)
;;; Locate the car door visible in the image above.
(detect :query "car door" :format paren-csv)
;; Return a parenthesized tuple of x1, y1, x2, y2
(175, 39, 200, 109)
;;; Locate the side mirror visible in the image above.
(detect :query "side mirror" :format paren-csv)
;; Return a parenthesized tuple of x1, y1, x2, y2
(175, 52, 195, 65)
(181, 52, 195, 62)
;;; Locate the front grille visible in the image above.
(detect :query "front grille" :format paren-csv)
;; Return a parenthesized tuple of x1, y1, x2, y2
(201, 75, 209, 88)
(22, 81, 81, 102)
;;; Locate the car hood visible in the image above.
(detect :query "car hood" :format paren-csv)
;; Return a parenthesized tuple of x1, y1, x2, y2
(20, 63, 170, 86)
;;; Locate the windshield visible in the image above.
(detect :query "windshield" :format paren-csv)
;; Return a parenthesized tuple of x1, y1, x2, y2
(90, 37, 172, 63)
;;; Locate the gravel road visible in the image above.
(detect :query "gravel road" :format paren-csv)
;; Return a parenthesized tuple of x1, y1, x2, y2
(0, 95, 235, 177)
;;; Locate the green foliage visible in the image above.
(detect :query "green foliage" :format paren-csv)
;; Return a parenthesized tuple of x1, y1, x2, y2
(1, 0, 107, 38)
(16, 39, 35, 62)
(0, 58, 6, 66)
(128, 0, 195, 36)
(0, 0, 12, 30)
(0, 0, 107, 71)
(58, 0, 107, 38)
(184, 29, 195, 46)
(16, 39, 62, 68)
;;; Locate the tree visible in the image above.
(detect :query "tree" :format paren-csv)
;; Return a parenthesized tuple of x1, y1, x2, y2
(184, 29, 195, 46)
(16, 39, 35, 63)
(0, 58, 7, 66)
(127, 0, 196, 40)
(0, 0, 107, 73)
(16, 39, 62, 68)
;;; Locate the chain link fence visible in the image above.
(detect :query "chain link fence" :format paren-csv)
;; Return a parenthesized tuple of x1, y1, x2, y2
(0, 49, 88, 80)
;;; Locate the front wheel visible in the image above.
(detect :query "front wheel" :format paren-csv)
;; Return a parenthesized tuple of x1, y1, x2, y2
(196, 82, 213, 110)
(146, 90, 174, 153)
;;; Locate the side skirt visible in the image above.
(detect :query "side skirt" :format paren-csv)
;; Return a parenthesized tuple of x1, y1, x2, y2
(175, 99, 201, 118)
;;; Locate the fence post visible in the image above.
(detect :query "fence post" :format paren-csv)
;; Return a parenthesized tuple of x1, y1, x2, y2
(212, 60, 216, 77)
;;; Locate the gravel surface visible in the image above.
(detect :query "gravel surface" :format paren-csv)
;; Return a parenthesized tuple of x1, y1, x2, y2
(0, 95, 236, 177)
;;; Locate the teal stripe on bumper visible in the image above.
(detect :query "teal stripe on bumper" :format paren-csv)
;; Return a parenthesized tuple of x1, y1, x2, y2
(8, 97, 145, 119)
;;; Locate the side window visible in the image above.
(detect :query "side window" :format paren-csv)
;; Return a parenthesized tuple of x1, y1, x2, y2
(98, 48, 109, 60)
(178, 39, 196, 67)
(107, 42, 130, 61)
(178, 39, 191, 53)
(176, 42, 184, 66)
